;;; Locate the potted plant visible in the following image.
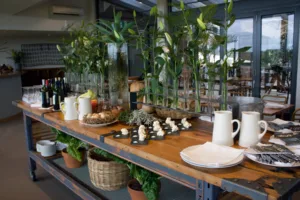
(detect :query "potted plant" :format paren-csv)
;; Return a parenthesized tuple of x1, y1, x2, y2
(95, 9, 133, 110)
(127, 163, 160, 200)
(52, 128, 87, 168)
(11, 49, 23, 72)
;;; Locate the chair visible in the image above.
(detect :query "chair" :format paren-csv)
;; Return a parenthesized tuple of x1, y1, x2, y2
(292, 108, 300, 122)
(262, 95, 287, 104)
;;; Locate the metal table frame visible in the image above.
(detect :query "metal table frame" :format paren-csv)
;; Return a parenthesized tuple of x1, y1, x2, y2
(22, 109, 299, 200)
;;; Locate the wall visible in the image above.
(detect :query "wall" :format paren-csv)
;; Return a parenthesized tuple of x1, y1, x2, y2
(297, 32, 300, 109)
(0, 33, 64, 66)
(0, 75, 22, 120)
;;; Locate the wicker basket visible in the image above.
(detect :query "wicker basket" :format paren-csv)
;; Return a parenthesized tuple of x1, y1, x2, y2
(155, 108, 194, 119)
(87, 149, 130, 191)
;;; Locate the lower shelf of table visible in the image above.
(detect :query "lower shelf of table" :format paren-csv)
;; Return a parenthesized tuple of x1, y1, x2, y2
(32, 152, 195, 200)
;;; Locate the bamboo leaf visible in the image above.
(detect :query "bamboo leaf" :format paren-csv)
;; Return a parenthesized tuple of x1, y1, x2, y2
(234, 46, 251, 52)
(150, 6, 157, 16)
(133, 10, 136, 18)
(128, 28, 136, 35)
(113, 30, 120, 40)
(164, 32, 173, 46)
(197, 18, 206, 30)
(227, 14, 236, 27)
(228, 0, 233, 14)
(180, 1, 184, 10)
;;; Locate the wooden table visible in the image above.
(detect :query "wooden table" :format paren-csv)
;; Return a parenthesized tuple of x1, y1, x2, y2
(13, 100, 300, 200)
(263, 104, 294, 119)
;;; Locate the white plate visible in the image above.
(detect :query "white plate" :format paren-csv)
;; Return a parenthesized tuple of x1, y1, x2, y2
(245, 153, 300, 168)
(181, 153, 244, 168)
(80, 120, 118, 127)
(180, 145, 244, 168)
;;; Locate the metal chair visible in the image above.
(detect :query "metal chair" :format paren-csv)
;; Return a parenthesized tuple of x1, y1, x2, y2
(262, 95, 287, 104)
(292, 108, 300, 122)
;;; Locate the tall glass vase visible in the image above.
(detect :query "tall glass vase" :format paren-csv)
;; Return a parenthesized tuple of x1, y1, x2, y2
(107, 43, 129, 110)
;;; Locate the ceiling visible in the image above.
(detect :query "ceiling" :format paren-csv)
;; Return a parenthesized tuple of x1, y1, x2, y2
(104, 0, 229, 13)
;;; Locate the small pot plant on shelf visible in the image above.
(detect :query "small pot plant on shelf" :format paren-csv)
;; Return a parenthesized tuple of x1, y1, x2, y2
(10, 49, 23, 72)
(52, 128, 88, 168)
(127, 163, 161, 200)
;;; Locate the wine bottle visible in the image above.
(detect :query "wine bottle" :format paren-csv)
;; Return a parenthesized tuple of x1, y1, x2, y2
(41, 79, 49, 108)
(47, 79, 53, 106)
(53, 77, 60, 111)
(59, 77, 65, 102)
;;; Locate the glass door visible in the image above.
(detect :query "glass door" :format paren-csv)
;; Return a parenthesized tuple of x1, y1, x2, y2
(227, 18, 254, 97)
(260, 14, 294, 103)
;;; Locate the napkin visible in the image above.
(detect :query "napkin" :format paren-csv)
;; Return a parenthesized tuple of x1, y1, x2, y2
(265, 102, 285, 109)
(180, 142, 244, 166)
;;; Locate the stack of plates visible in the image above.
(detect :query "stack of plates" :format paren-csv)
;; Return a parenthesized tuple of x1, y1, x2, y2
(180, 142, 244, 168)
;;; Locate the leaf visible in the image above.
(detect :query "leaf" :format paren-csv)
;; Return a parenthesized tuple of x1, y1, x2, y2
(234, 46, 251, 52)
(133, 10, 136, 18)
(128, 28, 136, 35)
(155, 56, 165, 66)
(150, 6, 157, 16)
(158, 21, 164, 30)
(180, 1, 184, 10)
(227, 14, 236, 27)
(113, 30, 120, 40)
(94, 24, 111, 35)
(228, 0, 233, 14)
(199, 13, 203, 21)
(197, 18, 206, 30)
(164, 32, 173, 46)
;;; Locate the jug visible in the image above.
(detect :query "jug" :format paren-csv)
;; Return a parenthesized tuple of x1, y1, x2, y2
(212, 111, 241, 146)
(239, 112, 268, 148)
(74, 97, 92, 120)
(60, 96, 77, 120)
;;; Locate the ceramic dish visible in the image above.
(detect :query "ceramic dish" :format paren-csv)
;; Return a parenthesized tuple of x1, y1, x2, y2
(80, 120, 118, 127)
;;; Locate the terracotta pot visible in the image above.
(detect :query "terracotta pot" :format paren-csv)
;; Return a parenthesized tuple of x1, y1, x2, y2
(127, 179, 147, 200)
(61, 148, 85, 168)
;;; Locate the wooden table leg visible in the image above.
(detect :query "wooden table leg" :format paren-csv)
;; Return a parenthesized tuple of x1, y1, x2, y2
(23, 113, 37, 181)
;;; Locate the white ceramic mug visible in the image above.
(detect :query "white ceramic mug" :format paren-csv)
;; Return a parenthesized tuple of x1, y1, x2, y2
(74, 97, 92, 120)
(212, 111, 241, 146)
(239, 112, 268, 148)
(60, 96, 78, 120)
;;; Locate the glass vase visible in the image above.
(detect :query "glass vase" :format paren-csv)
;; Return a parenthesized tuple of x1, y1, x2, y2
(107, 43, 129, 110)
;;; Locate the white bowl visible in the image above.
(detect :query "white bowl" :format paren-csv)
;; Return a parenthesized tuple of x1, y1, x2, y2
(36, 140, 56, 157)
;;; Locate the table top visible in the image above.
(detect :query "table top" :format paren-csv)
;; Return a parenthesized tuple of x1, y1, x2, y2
(14, 101, 300, 200)
(263, 104, 294, 116)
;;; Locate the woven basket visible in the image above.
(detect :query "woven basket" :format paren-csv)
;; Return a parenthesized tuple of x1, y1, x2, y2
(87, 149, 130, 191)
(155, 108, 194, 119)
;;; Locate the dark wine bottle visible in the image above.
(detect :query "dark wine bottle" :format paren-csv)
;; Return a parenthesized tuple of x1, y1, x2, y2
(59, 77, 65, 102)
(41, 79, 49, 108)
(53, 77, 60, 111)
(47, 79, 53, 106)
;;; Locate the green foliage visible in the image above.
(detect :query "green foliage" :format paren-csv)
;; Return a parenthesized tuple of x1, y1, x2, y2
(118, 110, 131, 124)
(57, 22, 108, 74)
(127, 163, 160, 200)
(95, 9, 133, 48)
(128, 110, 160, 126)
(93, 148, 128, 164)
(11, 49, 24, 63)
(52, 128, 87, 161)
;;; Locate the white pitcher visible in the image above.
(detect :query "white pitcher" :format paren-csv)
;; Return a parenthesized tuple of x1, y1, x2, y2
(74, 97, 92, 120)
(239, 112, 268, 148)
(212, 111, 241, 146)
(60, 96, 77, 120)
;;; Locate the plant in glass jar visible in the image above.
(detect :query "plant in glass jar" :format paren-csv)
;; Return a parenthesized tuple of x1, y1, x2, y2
(95, 10, 133, 110)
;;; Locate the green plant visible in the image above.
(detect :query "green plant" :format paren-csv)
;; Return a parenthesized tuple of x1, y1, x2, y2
(11, 49, 24, 63)
(127, 163, 160, 200)
(93, 148, 128, 164)
(128, 110, 160, 126)
(52, 128, 88, 161)
(95, 9, 133, 48)
(118, 110, 131, 124)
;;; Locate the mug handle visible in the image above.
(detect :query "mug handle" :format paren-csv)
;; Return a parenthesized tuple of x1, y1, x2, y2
(60, 102, 65, 115)
(258, 120, 268, 140)
(231, 119, 241, 138)
(73, 102, 79, 115)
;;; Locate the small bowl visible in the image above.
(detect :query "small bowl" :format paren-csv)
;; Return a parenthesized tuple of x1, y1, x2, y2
(36, 140, 56, 157)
